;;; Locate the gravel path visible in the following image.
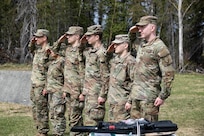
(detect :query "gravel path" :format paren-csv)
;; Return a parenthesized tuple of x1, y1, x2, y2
(0, 70, 31, 105)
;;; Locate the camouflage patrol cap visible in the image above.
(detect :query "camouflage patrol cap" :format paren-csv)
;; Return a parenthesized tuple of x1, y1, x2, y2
(107, 34, 129, 53)
(85, 25, 103, 35)
(65, 26, 83, 36)
(112, 34, 129, 44)
(34, 29, 49, 37)
(136, 15, 158, 26)
(80, 25, 103, 43)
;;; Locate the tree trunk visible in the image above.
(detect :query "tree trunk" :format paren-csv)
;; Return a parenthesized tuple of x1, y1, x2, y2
(16, 0, 37, 63)
(178, 0, 184, 71)
(108, 0, 116, 44)
(171, 13, 176, 68)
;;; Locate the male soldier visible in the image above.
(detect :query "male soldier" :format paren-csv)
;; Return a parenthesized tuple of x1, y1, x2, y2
(29, 29, 50, 136)
(54, 26, 85, 136)
(46, 46, 66, 136)
(79, 25, 109, 126)
(128, 15, 175, 122)
(107, 34, 135, 122)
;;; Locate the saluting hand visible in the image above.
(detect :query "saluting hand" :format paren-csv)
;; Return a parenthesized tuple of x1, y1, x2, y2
(57, 34, 67, 43)
(30, 37, 36, 44)
(129, 26, 138, 33)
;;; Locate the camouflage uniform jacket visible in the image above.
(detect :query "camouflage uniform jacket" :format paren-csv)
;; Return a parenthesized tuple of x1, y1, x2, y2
(62, 44, 85, 99)
(46, 56, 65, 93)
(108, 53, 135, 104)
(131, 37, 175, 102)
(29, 42, 50, 87)
(83, 45, 109, 98)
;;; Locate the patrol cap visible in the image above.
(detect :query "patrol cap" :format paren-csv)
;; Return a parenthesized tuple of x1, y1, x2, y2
(85, 25, 103, 35)
(80, 25, 103, 43)
(136, 15, 158, 26)
(34, 29, 49, 37)
(107, 34, 129, 53)
(112, 34, 129, 44)
(65, 26, 83, 35)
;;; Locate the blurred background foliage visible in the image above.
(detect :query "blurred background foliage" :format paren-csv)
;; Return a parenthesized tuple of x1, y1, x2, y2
(0, 0, 204, 72)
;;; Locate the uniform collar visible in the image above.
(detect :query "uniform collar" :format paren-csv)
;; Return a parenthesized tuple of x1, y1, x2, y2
(90, 44, 103, 53)
(70, 43, 81, 51)
(39, 43, 50, 52)
(142, 36, 159, 47)
(115, 52, 130, 63)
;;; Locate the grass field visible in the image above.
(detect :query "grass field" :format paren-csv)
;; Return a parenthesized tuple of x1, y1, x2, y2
(159, 73, 204, 136)
(0, 63, 32, 71)
(0, 73, 203, 136)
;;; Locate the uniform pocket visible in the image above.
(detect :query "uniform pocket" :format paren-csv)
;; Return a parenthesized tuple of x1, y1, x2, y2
(89, 105, 105, 120)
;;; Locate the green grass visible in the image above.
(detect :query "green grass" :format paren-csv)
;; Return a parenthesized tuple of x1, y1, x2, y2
(160, 73, 204, 136)
(0, 73, 204, 136)
(0, 63, 32, 71)
(0, 116, 35, 136)
(0, 103, 70, 136)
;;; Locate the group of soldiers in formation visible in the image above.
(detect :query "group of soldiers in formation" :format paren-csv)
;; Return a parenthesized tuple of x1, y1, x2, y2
(29, 15, 175, 136)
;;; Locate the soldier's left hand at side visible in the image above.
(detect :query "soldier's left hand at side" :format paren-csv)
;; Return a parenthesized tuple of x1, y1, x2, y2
(154, 97, 164, 107)
(42, 89, 48, 96)
(98, 96, 105, 104)
(62, 92, 67, 99)
(125, 102, 131, 110)
(79, 94, 85, 101)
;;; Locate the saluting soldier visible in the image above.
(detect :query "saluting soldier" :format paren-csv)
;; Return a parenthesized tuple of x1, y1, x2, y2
(64, 26, 85, 136)
(46, 46, 66, 136)
(107, 34, 135, 122)
(128, 16, 175, 122)
(53, 26, 85, 136)
(29, 29, 50, 136)
(79, 25, 109, 126)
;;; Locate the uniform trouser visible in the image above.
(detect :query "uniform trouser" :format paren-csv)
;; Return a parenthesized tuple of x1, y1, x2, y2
(49, 92, 66, 136)
(30, 85, 49, 134)
(69, 98, 84, 136)
(108, 102, 130, 122)
(84, 95, 105, 126)
(131, 100, 159, 122)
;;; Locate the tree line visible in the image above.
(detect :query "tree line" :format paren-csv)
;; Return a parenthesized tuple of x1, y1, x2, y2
(0, 0, 204, 72)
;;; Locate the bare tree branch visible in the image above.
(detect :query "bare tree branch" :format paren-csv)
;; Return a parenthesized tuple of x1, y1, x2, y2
(183, 0, 197, 17)
(168, 0, 178, 10)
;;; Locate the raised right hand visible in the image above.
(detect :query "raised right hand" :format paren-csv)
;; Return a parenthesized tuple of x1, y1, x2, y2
(30, 37, 36, 44)
(57, 34, 67, 43)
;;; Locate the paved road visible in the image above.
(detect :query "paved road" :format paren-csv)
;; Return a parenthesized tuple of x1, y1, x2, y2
(0, 70, 31, 105)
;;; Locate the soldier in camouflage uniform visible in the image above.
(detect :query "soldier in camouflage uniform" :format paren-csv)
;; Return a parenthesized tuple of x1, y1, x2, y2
(29, 29, 50, 136)
(79, 25, 109, 126)
(106, 34, 135, 122)
(128, 16, 175, 122)
(46, 46, 66, 136)
(54, 26, 85, 136)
